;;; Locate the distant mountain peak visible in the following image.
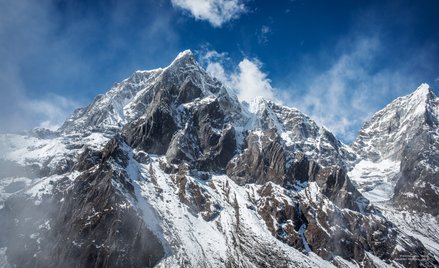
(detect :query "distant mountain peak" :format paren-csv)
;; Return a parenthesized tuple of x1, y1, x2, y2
(175, 49, 194, 60)
(406, 82, 435, 106)
(352, 83, 439, 162)
(167, 49, 197, 68)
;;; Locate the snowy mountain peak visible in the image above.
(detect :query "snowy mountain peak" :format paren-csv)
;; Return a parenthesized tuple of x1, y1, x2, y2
(413, 82, 432, 96)
(350, 83, 439, 214)
(60, 50, 230, 133)
(174, 49, 194, 60)
(166, 49, 197, 69)
(352, 83, 439, 160)
(405, 82, 435, 110)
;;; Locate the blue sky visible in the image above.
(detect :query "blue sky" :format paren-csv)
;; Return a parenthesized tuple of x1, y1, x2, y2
(1, 0, 438, 141)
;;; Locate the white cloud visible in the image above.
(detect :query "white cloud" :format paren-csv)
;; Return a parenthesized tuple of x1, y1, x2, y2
(233, 59, 276, 102)
(21, 95, 80, 130)
(171, 0, 246, 27)
(202, 50, 277, 103)
(206, 62, 229, 84)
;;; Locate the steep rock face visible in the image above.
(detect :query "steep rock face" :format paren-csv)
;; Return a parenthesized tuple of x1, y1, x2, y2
(352, 84, 437, 161)
(350, 84, 439, 215)
(312, 166, 368, 213)
(225, 124, 437, 266)
(254, 180, 436, 267)
(226, 127, 365, 213)
(227, 129, 288, 185)
(393, 130, 439, 215)
(61, 69, 164, 133)
(119, 51, 242, 172)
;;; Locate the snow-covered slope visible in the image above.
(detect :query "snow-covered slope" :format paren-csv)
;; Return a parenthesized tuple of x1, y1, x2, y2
(352, 83, 438, 161)
(348, 83, 439, 266)
(0, 51, 438, 268)
(349, 83, 439, 213)
(61, 50, 238, 134)
(245, 97, 356, 168)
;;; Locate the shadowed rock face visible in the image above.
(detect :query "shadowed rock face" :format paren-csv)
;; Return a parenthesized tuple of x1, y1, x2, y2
(225, 126, 437, 266)
(226, 129, 365, 212)
(44, 168, 164, 268)
(393, 130, 439, 215)
(254, 175, 435, 267)
(226, 129, 288, 186)
(123, 86, 179, 155)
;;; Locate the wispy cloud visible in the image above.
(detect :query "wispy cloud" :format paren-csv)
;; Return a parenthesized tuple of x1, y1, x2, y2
(201, 31, 430, 143)
(201, 50, 277, 103)
(257, 25, 271, 44)
(22, 95, 80, 131)
(171, 0, 246, 27)
(283, 34, 428, 142)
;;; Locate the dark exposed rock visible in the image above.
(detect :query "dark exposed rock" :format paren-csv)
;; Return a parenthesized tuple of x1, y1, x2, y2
(124, 102, 178, 155)
(225, 128, 437, 266)
(227, 130, 366, 213)
(254, 181, 438, 267)
(176, 79, 203, 104)
(165, 98, 238, 172)
(40, 163, 164, 268)
(0, 139, 165, 268)
(352, 84, 439, 216)
(74, 147, 102, 171)
(101, 135, 128, 166)
(312, 166, 369, 213)
(175, 171, 221, 221)
(257, 183, 308, 250)
(227, 129, 287, 185)
(393, 130, 439, 215)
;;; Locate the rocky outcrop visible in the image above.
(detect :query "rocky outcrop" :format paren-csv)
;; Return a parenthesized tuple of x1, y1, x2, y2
(255, 181, 437, 267)
(227, 129, 288, 185)
(123, 92, 178, 155)
(393, 130, 439, 215)
(225, 126, 437, 266)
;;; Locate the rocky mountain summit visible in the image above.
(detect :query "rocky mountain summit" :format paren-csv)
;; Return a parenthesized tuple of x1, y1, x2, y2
(0, 50, 438, 267)
(350, 84, 439, 214)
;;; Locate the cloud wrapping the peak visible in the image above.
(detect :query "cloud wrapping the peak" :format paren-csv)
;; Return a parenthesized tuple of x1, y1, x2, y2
(202, 50, 277, 103)
(234, 59, 276, 103)
(171, 0, 246, 27)
(23, 95, 80, 131)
